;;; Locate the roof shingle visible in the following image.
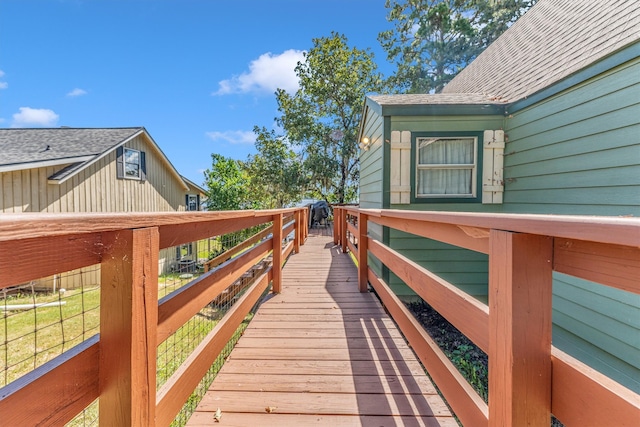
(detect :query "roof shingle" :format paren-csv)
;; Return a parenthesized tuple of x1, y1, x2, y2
(0, 127, 143, 167)
(442, 0, 640, 102)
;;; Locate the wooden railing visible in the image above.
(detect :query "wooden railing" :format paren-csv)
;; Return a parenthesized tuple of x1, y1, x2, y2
(334, 206, 640, 427)
(0, 207, 308, 426)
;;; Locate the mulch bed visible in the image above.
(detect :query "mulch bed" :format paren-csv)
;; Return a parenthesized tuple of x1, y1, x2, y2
(405, 299, 564, 427)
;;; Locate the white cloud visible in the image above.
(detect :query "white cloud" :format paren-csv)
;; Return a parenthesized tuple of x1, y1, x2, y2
(213, 49, 304, 96)
(67, 88, 87, 97)
(0, 69, 6, 89)
(205, 130, 256, 145)
(12, 107, 59, 127)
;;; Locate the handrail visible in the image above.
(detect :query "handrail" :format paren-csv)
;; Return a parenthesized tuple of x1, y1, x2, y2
(0, 207, 308, 426)
(333, 206, 640, 427)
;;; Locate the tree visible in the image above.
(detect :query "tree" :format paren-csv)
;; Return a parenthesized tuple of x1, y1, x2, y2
(204, 153, 255, 211)
(379, 0, 536, 93)
(275, 32, 385, 204)
(248, 126, 307, 209)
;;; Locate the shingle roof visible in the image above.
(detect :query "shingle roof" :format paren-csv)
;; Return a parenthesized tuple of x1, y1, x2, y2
(0, 127, 143, 167)
(442, 0, 640, 102)
(0, 127, 188, 189)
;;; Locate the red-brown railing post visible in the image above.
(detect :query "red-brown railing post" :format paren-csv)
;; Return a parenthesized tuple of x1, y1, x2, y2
(333, 207, 340, 245)
(357, 211, 368, 293)
(272, 213, 283, 293)
(303, 207, 308, 243)
(488, 230, 553, 427)
(340, 209, 348, 253)
(99, 227, 158, 426)
(294, 209, 301, 254)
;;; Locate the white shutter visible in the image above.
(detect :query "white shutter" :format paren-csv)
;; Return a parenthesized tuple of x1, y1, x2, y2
(390, 130, 411, 204)
(482, 130, 505, 204)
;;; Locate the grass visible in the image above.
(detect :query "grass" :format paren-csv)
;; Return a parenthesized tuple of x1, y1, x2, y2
(1, 287, 100, 387)
(1, 268, 260, 427)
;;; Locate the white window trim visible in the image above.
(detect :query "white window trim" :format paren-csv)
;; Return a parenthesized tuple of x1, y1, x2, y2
(123, 147, 142, 180)
(415, 136, 478, 198)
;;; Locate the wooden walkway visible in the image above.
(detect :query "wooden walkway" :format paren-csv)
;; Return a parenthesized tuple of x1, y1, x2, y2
(187, 227, 456, 427)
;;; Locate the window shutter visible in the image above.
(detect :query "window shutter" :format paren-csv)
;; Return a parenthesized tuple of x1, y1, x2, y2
(185, 195, 190, 210)
(390, 130, 411, 204)
(196, 194, 201, 211)
(140, 151, 146, 182)
(116, 146, 124, 179)
(482, 130, 505, 204)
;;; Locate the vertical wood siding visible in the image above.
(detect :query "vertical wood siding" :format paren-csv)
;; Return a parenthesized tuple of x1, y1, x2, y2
(0, 135, 187, 213)
(0, 134, 190, 285)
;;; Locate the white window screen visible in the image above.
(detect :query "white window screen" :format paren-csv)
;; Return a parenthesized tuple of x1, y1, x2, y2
(416, 137, 477, 197)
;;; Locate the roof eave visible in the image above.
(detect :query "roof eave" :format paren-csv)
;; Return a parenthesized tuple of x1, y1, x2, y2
(0, 156, 94, 174)
(380, 102, 506, 117)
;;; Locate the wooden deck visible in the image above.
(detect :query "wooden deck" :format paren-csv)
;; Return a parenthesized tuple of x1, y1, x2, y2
(187, 226, 456, 426)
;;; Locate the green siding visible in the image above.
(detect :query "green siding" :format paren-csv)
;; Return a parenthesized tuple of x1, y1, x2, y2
(359, 50, 640, 392)
(359, 105, 385, 277)
(499, 56, 640, 391)
(503, 57, 640, 215)
(359, 105, 384, 210)
(384, 114, 503, 297)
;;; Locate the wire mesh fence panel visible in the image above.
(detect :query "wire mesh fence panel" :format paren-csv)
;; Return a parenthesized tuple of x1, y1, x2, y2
(157, 227, 273, 426)
(2, 220, 275, 426)
(1, 265, 101, 388)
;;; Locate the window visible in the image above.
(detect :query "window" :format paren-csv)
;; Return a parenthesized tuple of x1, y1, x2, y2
(176, 244, 193, 259)
(416, 137, 477, 198)
(124, 148, 141, 179)
(116, 146, 146, 181)
(186, 194, 200, 211)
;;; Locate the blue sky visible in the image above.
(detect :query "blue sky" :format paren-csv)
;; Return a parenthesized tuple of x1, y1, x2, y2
(0, 0, 395, 185)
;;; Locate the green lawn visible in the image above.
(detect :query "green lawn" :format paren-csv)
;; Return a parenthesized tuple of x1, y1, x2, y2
(1, 272, 256, 427)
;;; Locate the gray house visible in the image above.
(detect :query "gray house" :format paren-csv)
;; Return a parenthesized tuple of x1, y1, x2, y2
(358, 0, 639, 392)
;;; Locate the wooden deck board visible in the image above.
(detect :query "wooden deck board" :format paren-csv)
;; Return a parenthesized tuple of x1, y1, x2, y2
(187, 227, 455, 426)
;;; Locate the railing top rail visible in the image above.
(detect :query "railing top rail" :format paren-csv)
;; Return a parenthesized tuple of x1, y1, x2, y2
(0, 208, 302, 242)
(357, 208, 640, 248)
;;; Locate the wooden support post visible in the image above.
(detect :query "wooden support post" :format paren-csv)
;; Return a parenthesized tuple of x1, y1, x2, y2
(340, 210, 348, 253)
(357, 212, 368, 293)
(294, 210, 301, 254)
(303, 208, 308, 243)
(488, 230, 553, 427)
(272, 213, 283, 293)
(333, 207, 339, 245)
(99, 227, 159, 426)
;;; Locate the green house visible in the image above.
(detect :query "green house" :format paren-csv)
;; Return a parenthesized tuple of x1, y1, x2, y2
(358, 0, 640, 393)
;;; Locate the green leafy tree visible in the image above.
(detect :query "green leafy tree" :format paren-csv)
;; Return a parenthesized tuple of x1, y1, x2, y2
(379, 0, 536, 93)
(204, 153, 255, 211)
(275, 32, 385, 204)
(248, 126, 307, 208)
